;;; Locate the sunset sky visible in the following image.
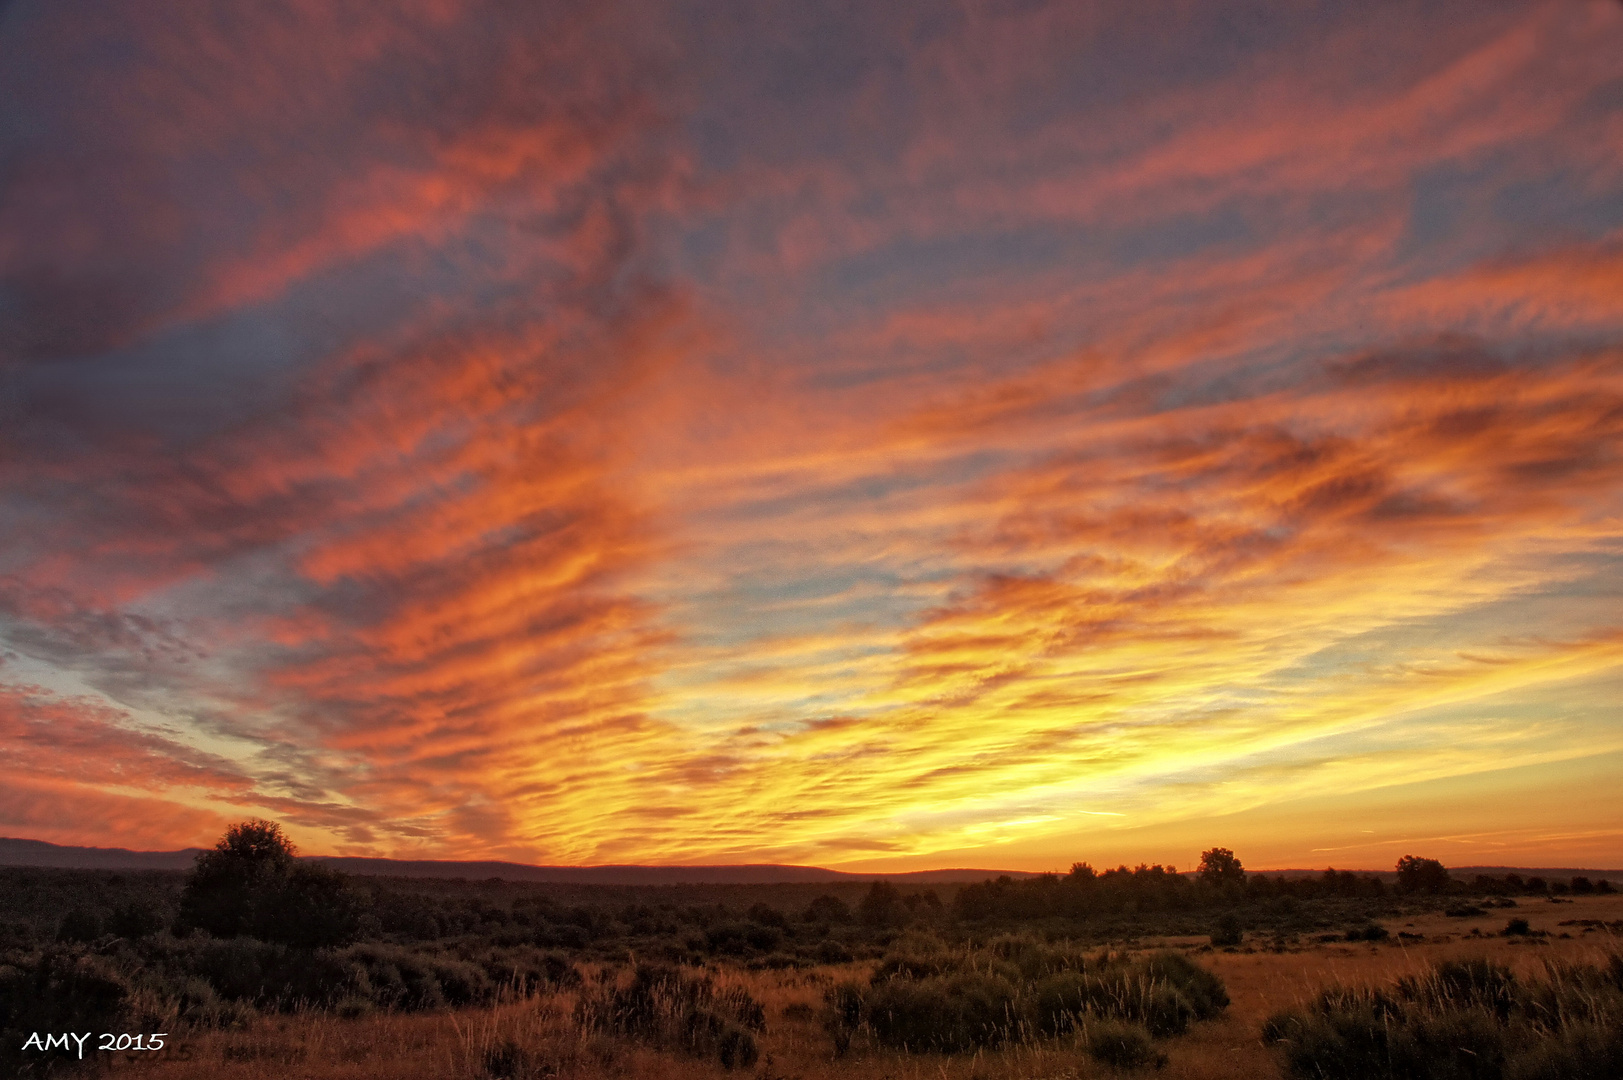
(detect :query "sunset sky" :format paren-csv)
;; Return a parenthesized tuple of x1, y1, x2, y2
(3, 0, 1622, 872)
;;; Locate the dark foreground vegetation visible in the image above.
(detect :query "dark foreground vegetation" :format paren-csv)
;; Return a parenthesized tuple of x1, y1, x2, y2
(827, 935, 1228, 1067)
(2, 823, 1618, 1077)
(1266, 954, 1623, 1080)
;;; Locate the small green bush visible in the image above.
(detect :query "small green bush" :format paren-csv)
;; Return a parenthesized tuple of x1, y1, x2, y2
(1345, 923, 1389, 942)
(1211, 913, 1243, 947)
(813, 938, 854, 964)
(864, 971, 1020, 1051)
(803, 895, 850, 923)
(1265, 953, 1623, 1080)
(482, 1039, 530, 1079)
(1085, 1019, 1167, 1069)
(0, 950, 130, 1076)
(822, 980, 864, 1056)
(849, 941, 1226, 1054)
(109, 900, 166, 940)
(575, 964, 763, 1069)
(56, 907, 103, 943)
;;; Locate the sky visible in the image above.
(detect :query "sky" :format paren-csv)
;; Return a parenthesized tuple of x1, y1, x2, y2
(2, 0, 1622, 873)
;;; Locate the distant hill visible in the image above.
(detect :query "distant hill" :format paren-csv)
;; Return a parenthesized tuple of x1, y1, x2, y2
(0, 837, 203, 871)
(0, 837, 1038, 884)
(1451, 865, 1623, 880)
(1193, 866, 1622, 881)
(305, 857, 1045, 884)
(7, 838, 1613, 884)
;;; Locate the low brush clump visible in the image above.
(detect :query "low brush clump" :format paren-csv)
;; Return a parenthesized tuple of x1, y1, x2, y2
(827, 934, 1226, 1059)
(574, 963, 764, 1070)
(1264, 954, 1623, 1080)
(0, 935, 586, 1074)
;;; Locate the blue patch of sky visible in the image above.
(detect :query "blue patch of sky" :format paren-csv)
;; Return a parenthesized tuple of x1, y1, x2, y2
(1398, 159, 1623, 276)
(1265, 553, 1623, 691)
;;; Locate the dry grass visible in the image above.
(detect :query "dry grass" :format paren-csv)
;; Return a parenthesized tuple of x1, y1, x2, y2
(91, 894, 1623, 1080)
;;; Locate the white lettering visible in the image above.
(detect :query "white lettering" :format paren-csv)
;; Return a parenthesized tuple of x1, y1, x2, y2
(44, 1033, 68, 1051)
(21, 1032, 44, 1051)
(71, 1032, 90, 1059)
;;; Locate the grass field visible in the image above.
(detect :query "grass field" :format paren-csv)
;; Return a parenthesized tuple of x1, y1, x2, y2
(45, 892, 1618, 1080)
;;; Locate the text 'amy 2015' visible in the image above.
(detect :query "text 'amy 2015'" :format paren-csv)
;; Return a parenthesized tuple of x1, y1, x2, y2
(20, 1032, 168, 1058)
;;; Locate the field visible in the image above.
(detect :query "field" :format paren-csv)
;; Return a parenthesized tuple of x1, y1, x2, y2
(3, 865, 1621, 1079)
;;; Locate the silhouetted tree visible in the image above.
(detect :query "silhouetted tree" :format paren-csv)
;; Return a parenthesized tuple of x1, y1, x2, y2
(1395, 855, 1450, 895)
(1198, 848, 1245, 887)
(177, 819, 361, 949)
(858, 881, 905, 927)
(108, 899, 165, 940)
(746, 902, 789, 929)
(55, 907, 102, 943)
(803, 894, 851, 923)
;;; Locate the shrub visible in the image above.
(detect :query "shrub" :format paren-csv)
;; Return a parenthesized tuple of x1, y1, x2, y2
(1141, 950, 1229, 1019)
(340, 944, 494, 1010)
(863, 971, 1019, 1051)
(1345, 923, 1389, 942)
(858, 882, 906, 928)
(1085, 1019, 1167, 1069)
(1422, 958, 1517, 1019)
(0, 950, 130, 1075)
(822, 981, 864, 1056)
(483, 1040, 530, 1079)
(1198, 848, 1245, 887)
(813, 938, 854, 964)
(1508, 1022, 1623, 1080)
(856, 943, 1226, 1053)
(743, 924, 783, 952)
(479, 948, 579, 994)
(803, 895, 850, 923)
(109, 900, 166, 940)
(575, 964, 763, 1069)
(704, 922, 751, 955)
(176, 820, 362, 949)
(714, 1022, 759, 1070)
(1395, 855, 1451, 895)
(1210, 912, 1243, 947)
(1032, 971, 1092, 1035)
(746, 903, 788, 930)
(56, 907, 103, 943)
(1265, 953, 1623, 1080)
(1504, 917, 1531, 936)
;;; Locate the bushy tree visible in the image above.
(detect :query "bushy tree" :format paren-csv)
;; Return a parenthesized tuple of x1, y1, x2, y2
(858, 881, 905, 927)
(55, 906, 103, 943)
(1198, 848, 1245, 887)
(803, 894, 851, 923)
(177, 819, 361, 949)
(109, 899, 165, 939)
(1395, 855, 1450, 895)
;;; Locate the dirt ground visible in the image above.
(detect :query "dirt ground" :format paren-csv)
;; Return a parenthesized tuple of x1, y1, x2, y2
(89, 893, 1623, 1080)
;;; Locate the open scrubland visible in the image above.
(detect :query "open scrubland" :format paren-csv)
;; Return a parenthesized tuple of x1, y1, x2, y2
(3, 839, 1621, 1079)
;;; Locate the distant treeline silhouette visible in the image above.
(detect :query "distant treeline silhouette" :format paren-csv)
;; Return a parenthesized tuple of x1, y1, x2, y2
(952, 849, 1614, 922)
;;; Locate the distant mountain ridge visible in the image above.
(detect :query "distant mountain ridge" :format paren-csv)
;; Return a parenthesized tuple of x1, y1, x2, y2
(1249, 866, 1623, 882)
(4, 838, 1616, 883)
(0, 837, 204, 871)
(0, 836, 1040, 883)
